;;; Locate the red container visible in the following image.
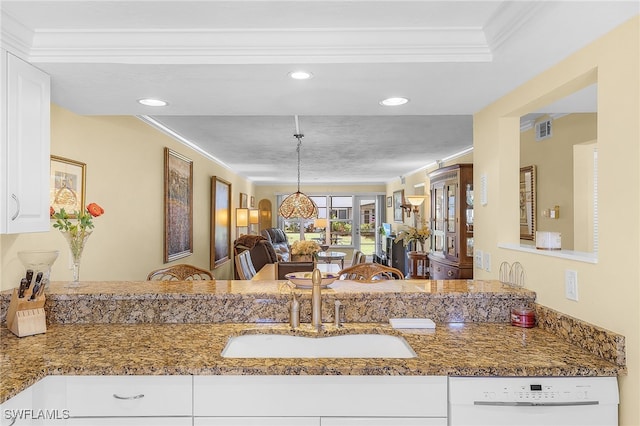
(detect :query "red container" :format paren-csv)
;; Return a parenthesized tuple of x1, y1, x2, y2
(511, 307, 536, 328)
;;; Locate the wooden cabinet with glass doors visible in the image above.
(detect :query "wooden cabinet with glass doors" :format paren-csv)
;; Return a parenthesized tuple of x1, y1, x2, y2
(428, 164, 473, 279)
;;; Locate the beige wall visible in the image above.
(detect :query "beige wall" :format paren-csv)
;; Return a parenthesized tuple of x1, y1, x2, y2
(474, 16, 639, 425)
(520, 113, 597, 249)
(0, 105, 255, 288)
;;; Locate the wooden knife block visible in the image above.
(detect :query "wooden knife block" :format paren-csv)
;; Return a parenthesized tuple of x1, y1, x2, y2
(6, 288, 47, 337)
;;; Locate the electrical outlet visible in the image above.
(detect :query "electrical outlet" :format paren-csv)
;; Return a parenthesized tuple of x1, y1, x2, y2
(565, 270, 578, 301)
(474, 250, 483, 268)
(483, 251, 491, 272)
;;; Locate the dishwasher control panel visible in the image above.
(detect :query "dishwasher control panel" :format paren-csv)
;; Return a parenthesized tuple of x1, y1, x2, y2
(479, 383, 592, 402)
(449, 377, 619, 426)
(450, 376, 619, 404)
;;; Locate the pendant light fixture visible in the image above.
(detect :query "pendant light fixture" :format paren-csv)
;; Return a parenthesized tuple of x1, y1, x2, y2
(278, 116, 318, 219)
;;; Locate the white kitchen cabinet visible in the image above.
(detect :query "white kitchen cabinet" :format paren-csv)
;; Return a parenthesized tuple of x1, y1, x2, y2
(195, 418, 319, 426)
(63, 375, 192, 418)
(194, 375, 447, 420)
(321, 419, 446, 426)
(0, 49, 51, 234)
(65, 418, 192, 425)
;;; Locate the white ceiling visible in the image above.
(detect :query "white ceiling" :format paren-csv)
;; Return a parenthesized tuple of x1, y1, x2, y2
(2, 1, 637, 185)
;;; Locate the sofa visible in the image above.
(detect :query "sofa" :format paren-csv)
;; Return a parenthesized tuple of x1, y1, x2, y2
(261, 228, 291, 262)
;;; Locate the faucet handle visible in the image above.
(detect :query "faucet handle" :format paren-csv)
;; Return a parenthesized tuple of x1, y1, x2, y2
(334, 300, 342, 327)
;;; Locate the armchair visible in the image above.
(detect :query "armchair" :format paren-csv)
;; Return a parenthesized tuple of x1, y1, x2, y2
(261, 228, 291, 262)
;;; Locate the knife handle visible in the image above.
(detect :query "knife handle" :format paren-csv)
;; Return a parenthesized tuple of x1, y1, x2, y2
(25, 269, 34, 288)
(18, 278, 28, 298)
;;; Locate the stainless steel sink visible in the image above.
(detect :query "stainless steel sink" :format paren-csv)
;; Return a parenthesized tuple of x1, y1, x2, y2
(221, 333, 417, 358)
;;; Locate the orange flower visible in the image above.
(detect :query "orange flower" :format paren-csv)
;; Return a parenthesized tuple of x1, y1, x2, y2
(50, 206, 55, 217)
(86, 203, 104, 218)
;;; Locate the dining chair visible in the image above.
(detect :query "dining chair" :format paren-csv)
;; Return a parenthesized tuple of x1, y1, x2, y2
(235, 250, 257, 280)
(146, 264, 213, 281)
(337, 263, 405, 282)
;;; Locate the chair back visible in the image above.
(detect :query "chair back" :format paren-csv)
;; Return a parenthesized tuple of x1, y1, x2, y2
(337, 262, 404, 282)
(351, 250, 367, 266)
(236, 250, 257, 280)
(147, 264, 213, 281)
(275, 261, 315, 280)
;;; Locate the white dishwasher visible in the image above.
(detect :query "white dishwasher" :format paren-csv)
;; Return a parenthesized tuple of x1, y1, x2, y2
(449, 376, 619, 426)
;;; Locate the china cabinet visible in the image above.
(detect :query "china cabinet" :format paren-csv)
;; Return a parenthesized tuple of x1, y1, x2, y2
(0, 50, 51, 234)
(428, 164, 473, 279)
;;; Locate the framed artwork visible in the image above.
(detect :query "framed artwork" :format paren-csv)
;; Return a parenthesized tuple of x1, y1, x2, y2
(50, 156, 86, 218)
(239, 192, 248, 208)
(520, 165, 537, 240)
(386, 196, 392, 208)
(393, 189, 405, 222)
(250, 196, 255, 208)
(164, 148, 193, 263)
(211, 176, 232, 269)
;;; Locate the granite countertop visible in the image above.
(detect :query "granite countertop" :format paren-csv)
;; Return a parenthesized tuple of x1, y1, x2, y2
(0, 279, 626, 403)
(0, 321, 623, 403)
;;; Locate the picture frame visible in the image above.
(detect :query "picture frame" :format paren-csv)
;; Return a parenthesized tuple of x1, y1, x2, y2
(239, 192, 248, 208)
(393, 189, 405, 222)
(520, 165, 537, 241)
(164, 148, 193, 263)
(212, 176, 232, 269)
(250, 195, 255, 208)
(50, 155, 86, 218)
(386, 196, 392, 208)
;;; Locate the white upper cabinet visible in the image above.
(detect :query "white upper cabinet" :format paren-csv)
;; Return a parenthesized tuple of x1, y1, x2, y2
(1, 50, 51, 234)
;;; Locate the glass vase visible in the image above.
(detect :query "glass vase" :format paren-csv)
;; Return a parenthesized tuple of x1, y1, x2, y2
(62, 230, 92, 288)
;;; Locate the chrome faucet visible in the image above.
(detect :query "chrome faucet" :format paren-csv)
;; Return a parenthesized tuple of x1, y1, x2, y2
(311, 268, 323, 330)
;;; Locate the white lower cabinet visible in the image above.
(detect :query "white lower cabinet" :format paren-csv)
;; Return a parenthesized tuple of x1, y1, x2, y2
(63, 375, 192, 418)
(321, 419, 446, 426)
(3, 375, 448, 425)
(65, 418, 192, 425)
(195, 418, 320, 426)
(193, 375, 448, 424)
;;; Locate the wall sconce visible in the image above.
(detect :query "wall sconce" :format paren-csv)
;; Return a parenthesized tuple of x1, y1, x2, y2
(249, 209, 259, 225)
(236, 208, 249, 237)
(248, 209, 259, 234)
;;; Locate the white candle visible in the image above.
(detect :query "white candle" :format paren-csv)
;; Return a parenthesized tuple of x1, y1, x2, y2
(294, 115, 300, 134)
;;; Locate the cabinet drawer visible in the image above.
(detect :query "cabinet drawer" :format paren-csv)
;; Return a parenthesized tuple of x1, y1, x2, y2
(322, 419, 446, 426)
(66, 418, 192, 425)
(430, 262, 459, 279)
(195, 418, 319, 426)
(66, 375, 192, 417)
(194, 376, 447, 417)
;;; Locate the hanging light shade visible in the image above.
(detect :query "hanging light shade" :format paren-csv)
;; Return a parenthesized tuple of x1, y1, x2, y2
(278, 116, 318, 219)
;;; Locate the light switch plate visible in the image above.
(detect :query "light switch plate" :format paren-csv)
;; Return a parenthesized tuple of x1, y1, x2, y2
(475, 250, 483, 268)
(483, 252, 491, 272)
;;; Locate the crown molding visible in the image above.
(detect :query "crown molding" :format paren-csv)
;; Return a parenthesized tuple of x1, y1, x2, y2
(484, 1, 547, 52)
(17, 26, 492, 64)
(0, 11, 33, 58)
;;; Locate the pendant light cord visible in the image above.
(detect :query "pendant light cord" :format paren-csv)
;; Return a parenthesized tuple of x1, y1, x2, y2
(295, 133, 303, 193)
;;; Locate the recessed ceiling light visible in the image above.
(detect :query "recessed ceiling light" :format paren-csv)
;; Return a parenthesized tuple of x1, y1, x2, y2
(289, 71, 313, 80)
(138, 98, 168, 107)
(379, 97, 409, 106)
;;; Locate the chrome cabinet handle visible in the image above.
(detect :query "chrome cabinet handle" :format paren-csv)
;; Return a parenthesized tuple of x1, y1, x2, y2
(10, 194, 20, 221)
(113, 393, 145, 400)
